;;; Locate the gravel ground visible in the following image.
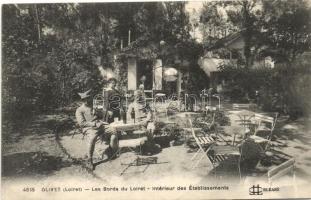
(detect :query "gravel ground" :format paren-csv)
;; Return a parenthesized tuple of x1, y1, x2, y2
(2, 107, 311, 196)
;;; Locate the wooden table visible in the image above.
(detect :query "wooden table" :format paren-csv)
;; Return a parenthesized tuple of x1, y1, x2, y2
(109, 121, 146, 132)
(210, 145, 240, 156)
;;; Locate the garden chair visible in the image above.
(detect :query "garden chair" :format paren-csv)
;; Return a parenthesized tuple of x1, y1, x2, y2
(208, 145, 241, 179)
(154, 102, 168, 121)
(183, 113, 215, 142)
(144, 90, 154, 104)
(188, 119, 216, 169)
(93, 94, 104, 111)
(249, 113, 278, 150)
(198, 112, 216, 133)
(189, 119, 241, 179)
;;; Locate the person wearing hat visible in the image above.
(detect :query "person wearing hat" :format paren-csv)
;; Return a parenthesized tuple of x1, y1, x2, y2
(103, 77, 124, 123)
(75, 89, 118, 169)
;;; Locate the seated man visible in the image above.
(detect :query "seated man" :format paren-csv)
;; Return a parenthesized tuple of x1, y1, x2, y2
(75, 89, 118, 169)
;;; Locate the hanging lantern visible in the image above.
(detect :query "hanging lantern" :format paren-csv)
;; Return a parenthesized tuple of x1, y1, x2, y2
(164, 67, 178, 82)
(160, 40, 166, 46)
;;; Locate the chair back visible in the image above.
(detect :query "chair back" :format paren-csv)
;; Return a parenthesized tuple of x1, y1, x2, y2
(188, 119, 215, 149)
(154, 103, 168, 121)
(188, 119, 202, 148)
(254, 113, 278, 134)
(93, 94, 104, 110)
(144, 90, 154, 103)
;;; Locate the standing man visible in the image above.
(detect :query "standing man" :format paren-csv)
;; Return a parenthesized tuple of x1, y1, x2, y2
(103, 78, 124, 123)
(75, 89, 118, 169)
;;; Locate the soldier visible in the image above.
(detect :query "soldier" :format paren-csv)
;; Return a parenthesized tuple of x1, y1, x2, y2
(75, 89, 118, 169)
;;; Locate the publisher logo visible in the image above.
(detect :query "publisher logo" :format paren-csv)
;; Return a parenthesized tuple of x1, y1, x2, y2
(249, 185, 263, 195)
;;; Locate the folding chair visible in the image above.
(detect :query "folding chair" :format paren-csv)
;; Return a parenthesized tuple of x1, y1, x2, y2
(208, 145, 241, 179)
(189, 119, 216, 169)
(154, 102, 168, 121)
(93, 94, 104, 111)
(197, 113, 216, 133)
(189, 119, 241, 178)
(250, 113, 278, 150)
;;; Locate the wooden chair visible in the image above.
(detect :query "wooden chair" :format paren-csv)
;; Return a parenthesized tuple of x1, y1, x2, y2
(144, 90, 154, 103)
(189, 119, 241, 179)
(250, 113, 278, 150)
(188, 119, 216, 169)
(198, 113, 216, 132)
(154, 102, 169, 121)
(208, 145, 241, 179)
(93, 94, 104, 111)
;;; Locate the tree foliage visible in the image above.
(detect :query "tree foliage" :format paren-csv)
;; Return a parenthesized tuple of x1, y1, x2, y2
(2, 2, 198, 119)
(200, 0, 311, 65)
(200, 0, 311, 117)
(262, 0, 311, 63)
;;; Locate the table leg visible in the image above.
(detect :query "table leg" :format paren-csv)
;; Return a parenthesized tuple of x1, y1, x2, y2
(232, 134, 236, 146)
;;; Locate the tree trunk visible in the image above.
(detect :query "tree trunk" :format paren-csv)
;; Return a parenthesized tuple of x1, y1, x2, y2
(34, 4, 41, 42)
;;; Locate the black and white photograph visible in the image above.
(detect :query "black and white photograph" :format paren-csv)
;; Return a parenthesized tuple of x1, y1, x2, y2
(1, 0, 311, 199)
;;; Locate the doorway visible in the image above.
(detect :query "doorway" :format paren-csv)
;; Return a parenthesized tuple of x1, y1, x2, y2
(137, 59, 153, 90)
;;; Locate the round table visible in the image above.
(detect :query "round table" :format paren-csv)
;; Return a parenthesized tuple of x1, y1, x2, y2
(236, 110, 255, 125)
(220, 126, 246, 146)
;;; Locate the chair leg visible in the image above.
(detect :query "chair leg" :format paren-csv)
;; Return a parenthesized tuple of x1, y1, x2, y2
(214, 162, 217, 179)
(191, 148, 202, 160)
(237, 157, 241, 180)
(191, 147, 214, 169)
(191, 152, 206, 169)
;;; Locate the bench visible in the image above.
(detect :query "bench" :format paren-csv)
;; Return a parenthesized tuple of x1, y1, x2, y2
(267, 158, 295, 185)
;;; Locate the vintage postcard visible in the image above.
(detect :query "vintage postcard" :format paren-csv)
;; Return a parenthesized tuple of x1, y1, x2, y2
(2, 0, 311, 199)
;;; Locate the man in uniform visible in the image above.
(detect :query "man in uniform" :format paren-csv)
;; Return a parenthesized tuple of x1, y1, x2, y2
(75, 89, 118, 169)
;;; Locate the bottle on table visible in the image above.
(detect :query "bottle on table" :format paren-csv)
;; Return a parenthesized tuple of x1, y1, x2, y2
(131, 108, 136, 123)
